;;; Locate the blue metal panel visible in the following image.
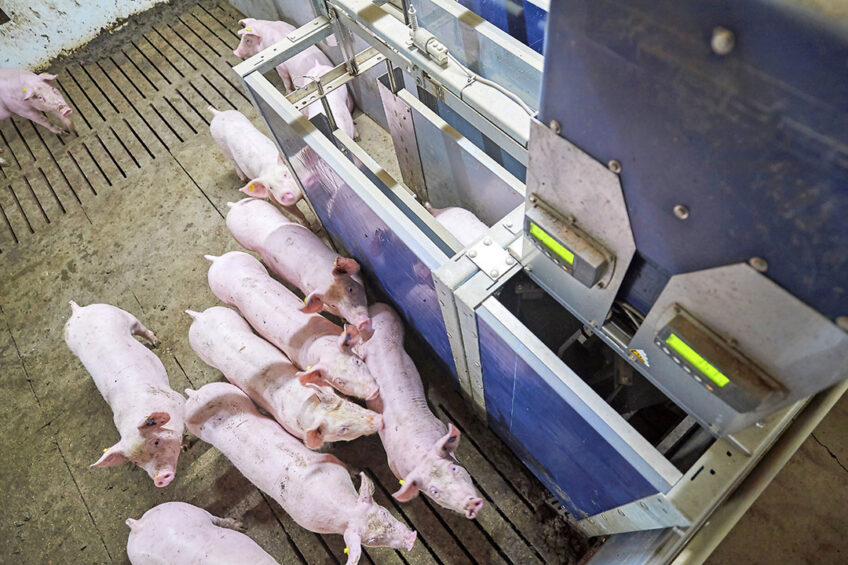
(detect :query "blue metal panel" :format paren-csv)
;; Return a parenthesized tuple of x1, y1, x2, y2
(458, 0, 549, 53)
(523, 1, 547, 54)
(477, 307, 666, 517)
(540, 0, 848, 319)
(249, 92, 457, 378)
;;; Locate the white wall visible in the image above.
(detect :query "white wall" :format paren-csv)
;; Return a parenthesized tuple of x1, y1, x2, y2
(0, 0, 166, 70)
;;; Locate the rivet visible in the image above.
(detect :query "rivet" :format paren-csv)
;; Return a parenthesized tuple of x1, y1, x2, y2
(608, 160, 622, 174)
(673, 204, 689, 220)
(711, 27, 735, 56)
(749, 257, 768, 272)
(549, 120, 561, 135)
(468, 250, 477, 258)
(506, 256, 515, 266)
(489, 269, 500, 278)
(483, 237, 492, 246)
(505, 220, 513, 228)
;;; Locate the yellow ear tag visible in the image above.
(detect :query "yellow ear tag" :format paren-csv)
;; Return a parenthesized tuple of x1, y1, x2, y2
(307, 365, 312, 370)
(103, 447, 109, 453)
(247, 184, 255, 192)
(399, 479, 405, 485)
(344, 547, 350, 555)
(246, 27, 252, 31)
(22, 88, 26, 93)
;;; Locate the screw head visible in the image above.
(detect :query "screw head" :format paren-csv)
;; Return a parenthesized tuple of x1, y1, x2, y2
(468, 250, 477, 258)
(489, 269, 500, 278)
(608, 160, 622, 174)
(549, 120, 562, 135)
(749, 257, 768, 272)
(673, 204, 690, 220)
(711, 27, 735, 56)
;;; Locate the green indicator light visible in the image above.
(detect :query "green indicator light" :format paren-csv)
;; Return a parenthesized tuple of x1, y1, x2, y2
(529, 222, 574, 265)
(665, 333, 730, 387)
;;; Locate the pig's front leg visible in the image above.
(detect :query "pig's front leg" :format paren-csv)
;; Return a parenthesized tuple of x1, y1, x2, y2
(19, 109, 64, 135)
(210, 516, 244, 531)
(282, 202, 309, 227)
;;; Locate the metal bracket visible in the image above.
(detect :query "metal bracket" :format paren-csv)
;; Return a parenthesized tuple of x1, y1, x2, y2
(467, 236, 516, 281)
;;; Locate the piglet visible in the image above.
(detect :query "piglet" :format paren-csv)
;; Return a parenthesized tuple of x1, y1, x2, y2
(233, 19, 331, 94)
(184, 382, 417, 564)
(294, 63, 357, 140)
(205, 251, 378, 399)
(186, 306, 381, 448)
(357, 303, 484, 519)
(226, 198, 371, 339)
(426, 204, 489, 248)
(0, 68, 73, 134)
(64, 301, 184, 487)
(126, 502, 279, 565)
(208, 106, 305, 217)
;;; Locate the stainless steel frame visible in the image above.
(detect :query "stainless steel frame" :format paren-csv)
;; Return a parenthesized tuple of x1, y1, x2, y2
(232, 3, 846, 562)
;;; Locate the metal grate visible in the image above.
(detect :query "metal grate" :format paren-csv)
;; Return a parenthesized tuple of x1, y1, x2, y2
(0, 0, 253, 253)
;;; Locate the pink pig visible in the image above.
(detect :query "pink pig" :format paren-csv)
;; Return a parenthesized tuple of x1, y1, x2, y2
(63, 301, 184, 488)
(293, 62, 357, 140)
(426, 204, 490, 248)
(184, 382, 417, 564)
(126, 502, 279, 565)
(226, 198, 371, 339)
(185, 306, 381, 448)
(208, 106, 304, 211)
(205, 251, 378, 399)
(233, 18, 331, 94)
(357, 303, 484, 519)
(0, 68, 74, 134)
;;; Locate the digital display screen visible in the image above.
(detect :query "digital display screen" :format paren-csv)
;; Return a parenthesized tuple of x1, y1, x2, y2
(665, 333, 730, 387)
(529, 221, 574, 265)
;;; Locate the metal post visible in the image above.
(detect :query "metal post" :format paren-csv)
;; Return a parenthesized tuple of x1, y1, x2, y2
(385, 59, 399, 93)
(312, 75, 339, 132)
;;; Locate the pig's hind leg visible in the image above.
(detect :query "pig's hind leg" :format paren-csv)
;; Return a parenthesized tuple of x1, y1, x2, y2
(128, 315, 159, 347)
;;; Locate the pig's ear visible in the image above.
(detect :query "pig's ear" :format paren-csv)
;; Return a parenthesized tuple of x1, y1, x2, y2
(237, 28, 260, 38)
(357, 472, 375, 505)
(433, 423, 461, 458)
(343, 530, 362, 565)
(333, 257, 360, 276)
(297, 365, 330, 388)
(39, 73, 57, 82)
(241, 180, 269, 199)
(304, 427, 324, 449)
(91, 442, 127, 468)
(337, 325, 357, 351)
(305, 382, 339, 405)
(22, 88, 33, 100)
(300, 291, 324, 314)
(392, 476, 420, 502)
(137, 411, 171, 432)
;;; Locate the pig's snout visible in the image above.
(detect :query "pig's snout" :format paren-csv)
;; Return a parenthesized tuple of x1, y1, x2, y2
(60, 107, 72, 117)
(464, 497, 484, 519)
(154, 471, 175, 487)
(405, 531, 417, 551)
(233, 49, 243, 58)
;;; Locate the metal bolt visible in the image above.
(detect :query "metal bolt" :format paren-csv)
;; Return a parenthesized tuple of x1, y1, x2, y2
(608, 160, 622, 174)
(837, 316, 848, 332)
(711, 27, 735, 56)
(468, 250, 477, 258)
(673, 204, 690, 220)
(483, 237, 492, 246)
(529, 195, 538, 203)
(549, 120, 561, 135)
(505, 220, 513, 228)
(755, 421, 765, 429)
(749, 257, 768, 272)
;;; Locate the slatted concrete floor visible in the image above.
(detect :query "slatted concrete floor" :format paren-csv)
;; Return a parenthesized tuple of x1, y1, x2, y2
(0, 0, 587, 563)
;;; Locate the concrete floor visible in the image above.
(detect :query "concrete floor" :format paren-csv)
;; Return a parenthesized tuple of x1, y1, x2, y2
(0, 1, 845, 564)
